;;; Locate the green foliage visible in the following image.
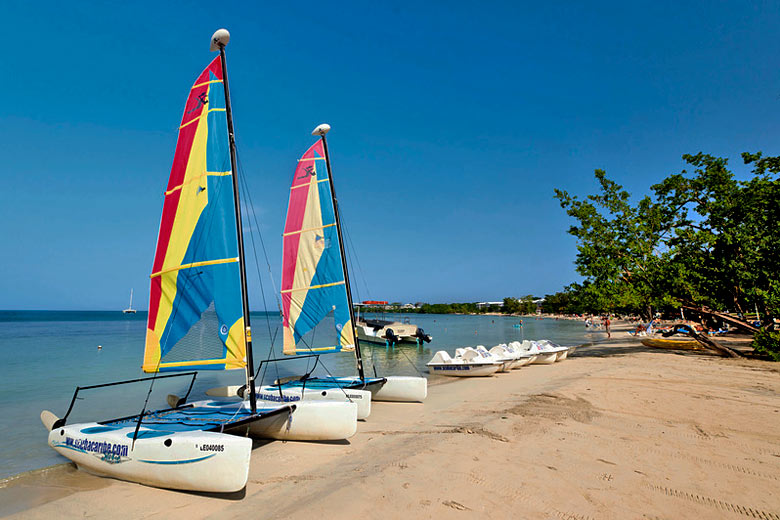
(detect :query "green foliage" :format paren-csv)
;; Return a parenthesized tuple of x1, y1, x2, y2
(554, 170, 672, 319)
(417, 302, 484, 314)
(503, 297, 521, 314)
(554, 151, 780, 352)
(519, 295, 538, 315)
(543, 283, 587, 315)
(751, 329, 780, 361)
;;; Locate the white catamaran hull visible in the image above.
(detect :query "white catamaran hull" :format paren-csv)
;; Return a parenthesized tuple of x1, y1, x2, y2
(245, 401, 357, 441)
(426, 363, 502, 377)
(46, 421, 251, 493)
(555, 349, 569, 361)
(257, 387, 371, 420)
(372, 376, 427, 402)
(189, 398, 358, 440)
(207, 385, 372, 420)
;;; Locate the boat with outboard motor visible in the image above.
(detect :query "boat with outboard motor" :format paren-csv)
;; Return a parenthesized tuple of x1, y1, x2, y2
(355, 318, 432, 346)
(41, 30, 357, 493)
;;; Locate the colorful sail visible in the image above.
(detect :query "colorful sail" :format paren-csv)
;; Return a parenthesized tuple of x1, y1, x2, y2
(143, 56, 246, 372)
(281, 141, 355, 355)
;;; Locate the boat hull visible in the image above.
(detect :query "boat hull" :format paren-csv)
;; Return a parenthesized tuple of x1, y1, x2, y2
(356, 331, 421, 345)
(497, 360, 514, 372)
(555, 349, 569, 361)
(640, 338, 704, 350)
(532, 352, 559, 365)
(426, 363, 501, 377)
(47, 422, 251, 493)
(372, 376, 427, 402)
(275, 377, 387, 399)
(244, 401, 358, 441)
(256, 386, 371, 420)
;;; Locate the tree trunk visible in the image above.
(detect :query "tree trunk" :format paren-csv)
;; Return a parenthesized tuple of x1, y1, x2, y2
(662, 324, 742, 358)
(680, 304, 759, 334)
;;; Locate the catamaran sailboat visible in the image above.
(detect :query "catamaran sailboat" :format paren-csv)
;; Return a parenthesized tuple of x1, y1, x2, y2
(122, 289, 136, 314)
(40, 29, 357, 493)
(272, 125, 428, 403)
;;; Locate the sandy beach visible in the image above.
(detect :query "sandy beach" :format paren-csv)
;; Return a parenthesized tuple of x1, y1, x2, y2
(3, 326, 779, 519)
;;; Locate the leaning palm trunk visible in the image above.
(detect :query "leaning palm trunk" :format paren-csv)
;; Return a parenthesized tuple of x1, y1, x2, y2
(662, 325, 742, 358)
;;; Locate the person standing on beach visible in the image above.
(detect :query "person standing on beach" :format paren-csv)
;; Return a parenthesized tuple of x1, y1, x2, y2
(604, 316, 611, 338)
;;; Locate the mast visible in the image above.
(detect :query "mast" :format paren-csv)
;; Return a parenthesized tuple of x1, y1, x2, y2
(313, 124, 365, 380)
(211, 29, 258, 413)
(129, 289, 133, 310)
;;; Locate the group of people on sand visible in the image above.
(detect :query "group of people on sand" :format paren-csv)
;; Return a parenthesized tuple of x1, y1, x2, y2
(584, 315, 612, 338)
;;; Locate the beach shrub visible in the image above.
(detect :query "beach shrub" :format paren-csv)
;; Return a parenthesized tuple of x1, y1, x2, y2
(751, 329, 780, 361)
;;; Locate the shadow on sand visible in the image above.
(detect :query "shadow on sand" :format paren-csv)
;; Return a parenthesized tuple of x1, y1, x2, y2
(571, 339, 719, 359)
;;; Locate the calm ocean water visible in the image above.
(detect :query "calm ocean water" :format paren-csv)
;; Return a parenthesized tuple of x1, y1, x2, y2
(0, 310, 600, 479)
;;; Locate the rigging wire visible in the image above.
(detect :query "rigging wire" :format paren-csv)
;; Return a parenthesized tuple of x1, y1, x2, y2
(232, 139, 351, 399)
(234, 150, 285, 391)
(337, 206, 385, 375)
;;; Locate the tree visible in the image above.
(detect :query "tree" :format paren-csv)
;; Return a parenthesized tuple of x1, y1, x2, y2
(554, 170, 672, 319)
(502, 297, 521, 314)
(555, 151, 780, 358)
(653, 152, 780, 326)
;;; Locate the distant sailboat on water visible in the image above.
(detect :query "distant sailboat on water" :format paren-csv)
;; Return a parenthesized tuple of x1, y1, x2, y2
(122, 289, 136, 314)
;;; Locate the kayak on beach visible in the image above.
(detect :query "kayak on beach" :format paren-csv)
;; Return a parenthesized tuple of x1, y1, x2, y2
(640, 337, 705, 350)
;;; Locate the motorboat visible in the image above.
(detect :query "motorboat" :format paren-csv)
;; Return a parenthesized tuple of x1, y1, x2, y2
(355, 318, 433, 346)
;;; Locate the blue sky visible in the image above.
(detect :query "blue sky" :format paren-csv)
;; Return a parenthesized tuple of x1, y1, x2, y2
(2, 1, 779, 310)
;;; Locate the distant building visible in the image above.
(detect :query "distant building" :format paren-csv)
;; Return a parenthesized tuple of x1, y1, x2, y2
(476, 301, 504, 309)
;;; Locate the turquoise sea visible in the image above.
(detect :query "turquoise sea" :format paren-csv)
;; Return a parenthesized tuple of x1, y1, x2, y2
(0, 311, 600, 480)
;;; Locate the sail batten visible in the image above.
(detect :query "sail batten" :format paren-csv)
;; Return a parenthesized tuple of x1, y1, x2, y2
(283, 223, 336, 237)
(144, 56, 246, 373)
(281, 280, 346, 293)
(281, 141, 355, 355)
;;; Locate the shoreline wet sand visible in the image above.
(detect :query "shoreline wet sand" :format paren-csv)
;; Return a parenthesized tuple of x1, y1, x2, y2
(3, 326, 779, 519)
